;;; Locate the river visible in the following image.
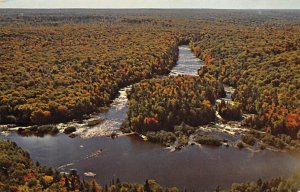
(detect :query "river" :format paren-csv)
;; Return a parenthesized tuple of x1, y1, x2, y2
(1, 45, 299, 191)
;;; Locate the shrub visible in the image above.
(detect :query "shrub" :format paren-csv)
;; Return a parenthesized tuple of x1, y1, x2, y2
(217, 100, 242, 121)
(241, 134, 256, 146)
(194, 135, 222, 146)
(146, 131, 176, 146)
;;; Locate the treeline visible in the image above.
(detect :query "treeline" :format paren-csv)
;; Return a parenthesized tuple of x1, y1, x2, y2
(224, 168, 300, 192)
(0, 22, 179, 125)
(192, 22, 300, 138)
(104, 179, 178, 192)
(126, 76, 225, 133)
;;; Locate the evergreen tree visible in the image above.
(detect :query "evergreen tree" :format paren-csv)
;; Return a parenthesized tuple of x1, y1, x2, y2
(92, 180, 97, 192)
(144, 179, 151, 192)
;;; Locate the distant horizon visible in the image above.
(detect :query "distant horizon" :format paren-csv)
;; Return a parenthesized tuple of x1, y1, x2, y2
(0, 8, 300, 10)
(0, 0, 300, 9)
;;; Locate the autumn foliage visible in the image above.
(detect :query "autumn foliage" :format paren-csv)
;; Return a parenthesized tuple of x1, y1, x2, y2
(0, 16, 179, 125)
(127, 76, 225, 132)
(193, 17, 300, 138)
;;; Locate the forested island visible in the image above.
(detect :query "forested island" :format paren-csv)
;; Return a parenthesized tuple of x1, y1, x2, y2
(0, 9, 300, 191)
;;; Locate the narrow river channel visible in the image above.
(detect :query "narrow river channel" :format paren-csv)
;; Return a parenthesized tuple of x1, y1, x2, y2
(1, 45, 299, 191)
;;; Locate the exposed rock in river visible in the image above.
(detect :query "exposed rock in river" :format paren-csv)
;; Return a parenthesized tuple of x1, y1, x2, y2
(84, 172, 96, 177)
(87, 119, 104, 126)
(63, 126, 77, 134)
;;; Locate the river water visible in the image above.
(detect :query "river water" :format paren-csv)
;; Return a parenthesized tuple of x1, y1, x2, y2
(1, 45, 299, 191)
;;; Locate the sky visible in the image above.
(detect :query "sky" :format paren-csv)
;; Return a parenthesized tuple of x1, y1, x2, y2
(0, 0, 300, 9)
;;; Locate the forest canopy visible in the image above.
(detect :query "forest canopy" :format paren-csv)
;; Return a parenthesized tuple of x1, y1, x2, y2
(126, 76, 224, 132)
(193, 19, 300, 138)
(0, 9, 299, 139)
(0, 9, 300, 192)
(0, 17, 178, 125)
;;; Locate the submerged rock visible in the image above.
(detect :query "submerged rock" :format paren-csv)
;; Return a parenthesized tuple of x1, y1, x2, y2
(87, 119, 104, 126)
(175, 145, 183, 151)
(17, 125, 58, 136)
(17, 128, 26, 134)
(111, 131, 118, 139)
(237, 141, 245, 149)
(69, 133, 77, 138)
(29, 125, 38, 132)
(64, 126, 77, 134)
(17, 127, 36, 135)
(37, 125, 58, 134)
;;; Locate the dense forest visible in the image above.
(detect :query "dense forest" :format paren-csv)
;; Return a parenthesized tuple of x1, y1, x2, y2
(126, 76, 224, 132)
(192, 20, 300, 139)
(122, 75, 227, 147)
(0, 18, 178, 125)
(0, 10, 299, 138)
(224, 168, 300, 192)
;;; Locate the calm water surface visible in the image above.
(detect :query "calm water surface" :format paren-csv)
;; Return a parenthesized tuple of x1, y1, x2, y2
(1, 45, 299, 191)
